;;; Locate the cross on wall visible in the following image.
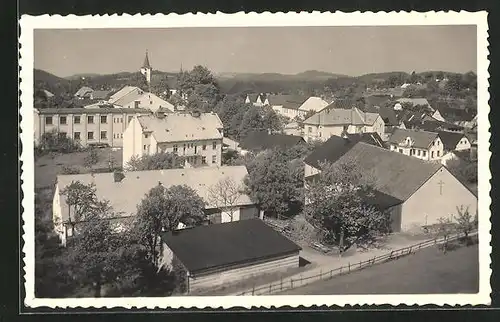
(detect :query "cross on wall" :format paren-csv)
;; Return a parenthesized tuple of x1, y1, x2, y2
(437, 180, 445, 195)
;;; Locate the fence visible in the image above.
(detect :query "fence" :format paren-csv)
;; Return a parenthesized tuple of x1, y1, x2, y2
(238, 230, 478, 296)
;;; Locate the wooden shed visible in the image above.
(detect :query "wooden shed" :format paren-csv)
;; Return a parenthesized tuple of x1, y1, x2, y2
(160, 218, 302, 293)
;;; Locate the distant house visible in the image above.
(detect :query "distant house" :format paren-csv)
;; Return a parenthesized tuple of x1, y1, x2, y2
(159, 218, 301, 293)
(53, 166, 260, 245)
(245, 93, 267, 107)
(307, 142, 477, 232)
(123, 111, 224, 169)
(365, 105, 399, 140)
(297, 96, 330, 115)
(109, 86, 175, 113)
(388, 128, 444, 161)
(74, 86, 93, 99)
(266, 94, 309, 119)
(304, 132, 385, 178)
(42, 89, 55, 98)
(432, 104, 476, 128)
(239, 131, 306, 155)
(222, 137, 240, 151)
(89, 90, 112, 101)
(302, 102, 385, 142)
(438, 131, 471, 152)
(395, 98, 433, 111)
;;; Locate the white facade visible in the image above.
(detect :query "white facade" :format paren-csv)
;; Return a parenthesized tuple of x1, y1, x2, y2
(389, 136, 444, 161)
(303, 115, 385, 143)
(122, 116, 223, 169)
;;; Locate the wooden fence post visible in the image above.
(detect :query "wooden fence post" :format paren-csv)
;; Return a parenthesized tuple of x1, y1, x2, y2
(359, 260, 362, 269)
(348, 262, 351, 272)
(252, 285, 255, 296)
(269, 283, 272, 293)
(390, 250, 394, 260)
(332, 268, 335, 277)
(320, 269, 322, 279)
(280, 277, 283, 291)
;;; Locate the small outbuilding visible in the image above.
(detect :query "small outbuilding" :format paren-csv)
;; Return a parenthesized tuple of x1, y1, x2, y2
(159, 218, 302, 293)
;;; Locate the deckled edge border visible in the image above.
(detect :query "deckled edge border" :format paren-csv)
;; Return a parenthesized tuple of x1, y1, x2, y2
(19, 10, 492, 310)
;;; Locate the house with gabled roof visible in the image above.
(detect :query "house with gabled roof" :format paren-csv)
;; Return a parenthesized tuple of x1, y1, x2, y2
(438, 131, 471, 152)
(388, 128, 444, 161)
(265, 94, 310, 119)
(303, 132, 385, 178)
(244, 93, 267, 107)
(307, 142, 477, 232)
(108, 85, 175, 113)
(432, 103, 477, 129)
(123, 111, 224, 169)
(74, 86, 93, 99)
(395, 97, 434, 111)
(302, 102, 385, 142)
(53, 165, 260, 246)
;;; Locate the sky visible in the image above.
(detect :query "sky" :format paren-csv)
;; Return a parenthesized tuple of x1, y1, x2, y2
(34, 26, 477, 78)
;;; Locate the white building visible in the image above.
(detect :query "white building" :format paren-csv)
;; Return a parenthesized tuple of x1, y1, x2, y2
(302, 106, 385, 142)
(388, 128, 444, 161)
(53, 166, 261, 245)
(122, 111, 224, 169)
(108, 86, 175, 113)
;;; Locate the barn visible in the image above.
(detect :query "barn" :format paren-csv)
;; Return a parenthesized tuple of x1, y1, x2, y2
(159, 218, 302, 293)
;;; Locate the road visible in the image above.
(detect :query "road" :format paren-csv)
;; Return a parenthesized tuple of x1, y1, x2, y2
(280, 244, 479, 295)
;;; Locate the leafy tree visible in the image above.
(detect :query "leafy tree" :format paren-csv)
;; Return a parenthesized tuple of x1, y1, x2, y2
(304, 159, 390, 255)
(436, 216, 455, 253)
(61, 181, 101, 233)
(126, 152, 186, 171)
(239, 106, 266, 139)
(262, 107, 283, 133)
(178, 65, 221, 112)
(446, 158, 478, 184)
(39, 130, 81, 154)
(133, 184, 206, 266)
(244, 148, 304, 218)
(207, 178, 244, 222)
(186, 83, 220, 112)
(453, 205, 475, 239)
(83, 148, 100, 169)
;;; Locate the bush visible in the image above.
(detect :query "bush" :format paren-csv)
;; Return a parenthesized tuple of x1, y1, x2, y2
(39, 131, 81, 154)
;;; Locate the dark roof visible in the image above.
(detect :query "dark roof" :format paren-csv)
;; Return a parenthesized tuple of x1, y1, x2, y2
(404, 119, 464, 132)
(91, 90, 112, 100)
(436, 105, 476, 122)
(360, 189, 403, 209)
(366, 105, 399, 126)
(336, 142, 442, 201)
(438, 131, 467, 151)
(142, 51, 152, 68)
(304, 133, 385, 168)
(239, 131, 306, 151)
(160, 219, 301, 274)
(267, 94, 308, 110)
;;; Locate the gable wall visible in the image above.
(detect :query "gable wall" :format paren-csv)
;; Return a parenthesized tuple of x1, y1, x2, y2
(401, 167, 477, 231)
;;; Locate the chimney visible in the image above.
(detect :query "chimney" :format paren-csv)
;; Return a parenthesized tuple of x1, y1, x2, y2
(113, 170, 125, 183)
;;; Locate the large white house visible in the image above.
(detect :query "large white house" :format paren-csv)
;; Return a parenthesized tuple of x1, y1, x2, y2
(122, 111, 224, 169)
(302, 105, 385, 142)
(108, 86, 175, 113)
(53, 166, 261, 245)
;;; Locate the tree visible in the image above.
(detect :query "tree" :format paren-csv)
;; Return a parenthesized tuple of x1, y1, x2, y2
(126, 152, 186, 171)
(134, 184, 206, 266)
(239, 106, 266, 139)
(446, 158, 478, 184)
(83, 148, 100, 170)
(262, 107, 283, 133)
(39, 130, 80, 154)
(244, 148, 304, 218)
(436, 216, 454, 253)
(61, 181, 101, 234)
(304, 159, 390, 255)
(207, 178, 244, 222)
(454, 205, 475, 239)
(178, 65, 221, 112)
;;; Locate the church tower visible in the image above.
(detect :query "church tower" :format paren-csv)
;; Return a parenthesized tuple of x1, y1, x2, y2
(140, 50, 152, 85)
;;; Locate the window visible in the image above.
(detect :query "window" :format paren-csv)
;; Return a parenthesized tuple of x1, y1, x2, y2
(398, 149, 403, 153)
(202, 144, 206, 150)
(120, 117, 123, 123)
(212, 141, 217, 150)
(173, 144, 178, 153)
(308, 127, 312, 133)
(100, 115, 107, 124)
(88, 116, 94, 124)
(437, 151, 440, 157)
(60, 116, 67, 125)
(45, 116, 52, 125)
(74, 116, 81, 124)
(113, 118, 116, 123)
(100, 131, 107, 139)
(59, 132, 67, 138)
(417, 150, 421, 156)
(183, 144, 186, 152)
(431, 151, 434, 158)
(143, 145, 147, 150)
(120, 133, 123, 139)
(144, 133, 149, 139)
(74, 132, 81, 140)
(202, 156, 207, 164)
(410, 149, 415, 155)
(87, 131, 94, 140)
(128, 116, 133, 123)
(423, 151, 427, 157)
(212, 155, 217, 164)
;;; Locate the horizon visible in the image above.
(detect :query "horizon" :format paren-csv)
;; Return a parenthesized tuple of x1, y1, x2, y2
(34, 26, 477, 78)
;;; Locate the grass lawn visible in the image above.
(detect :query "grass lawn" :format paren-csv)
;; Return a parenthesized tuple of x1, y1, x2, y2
(35, 148, 123, 189)
(280, 243, 479, 295)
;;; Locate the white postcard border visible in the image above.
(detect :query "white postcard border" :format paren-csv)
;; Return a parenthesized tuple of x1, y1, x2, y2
(20, 11, 491, 309)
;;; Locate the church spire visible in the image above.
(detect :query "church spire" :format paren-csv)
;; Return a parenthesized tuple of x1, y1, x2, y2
(142, 50, 152, 69)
